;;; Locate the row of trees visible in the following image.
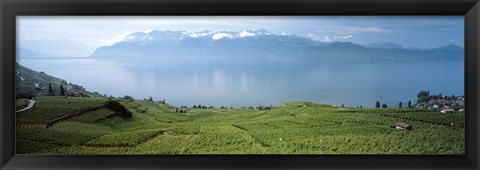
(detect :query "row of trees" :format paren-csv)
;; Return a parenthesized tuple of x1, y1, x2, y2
(175, 108, 188, 113)
(375, 100, 412, 108)
(143, 96, 154, 102)
(190, 105, 275, 110)
(48, 84, 66, 96)
(192, 105, 237, 109)
(193, 105, 213, 109)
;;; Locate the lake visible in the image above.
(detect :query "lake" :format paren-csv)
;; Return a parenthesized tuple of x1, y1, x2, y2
(18, 58, 464, 108)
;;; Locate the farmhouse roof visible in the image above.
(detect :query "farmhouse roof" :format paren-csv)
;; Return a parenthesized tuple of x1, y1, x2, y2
(395, 122, 411, 128)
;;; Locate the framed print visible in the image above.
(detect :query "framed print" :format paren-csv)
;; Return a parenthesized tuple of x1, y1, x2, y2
(1, 0, 479, 169)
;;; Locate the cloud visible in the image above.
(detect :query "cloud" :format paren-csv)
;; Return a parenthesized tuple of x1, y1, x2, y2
(345, 27, 384, 33)
(307, 33, 352, 42)
(334, 34, 353, 40)
(317, 26, 386, 35)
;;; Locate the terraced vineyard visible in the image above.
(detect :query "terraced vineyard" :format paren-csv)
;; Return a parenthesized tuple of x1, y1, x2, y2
(16, 96, 108, 126)
(16, 97, 464, 154)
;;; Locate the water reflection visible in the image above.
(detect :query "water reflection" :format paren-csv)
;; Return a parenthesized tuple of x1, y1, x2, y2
(18, 58, 464, 108)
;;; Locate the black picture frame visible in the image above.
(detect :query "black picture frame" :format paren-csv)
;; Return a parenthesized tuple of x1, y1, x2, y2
(1, 0, 479, 169)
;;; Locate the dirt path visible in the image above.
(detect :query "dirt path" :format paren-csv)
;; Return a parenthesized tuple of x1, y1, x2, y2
(16, 99, 36, 113)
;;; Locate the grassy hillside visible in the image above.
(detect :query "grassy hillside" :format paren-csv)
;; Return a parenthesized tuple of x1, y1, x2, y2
(16, 98, 464, 154)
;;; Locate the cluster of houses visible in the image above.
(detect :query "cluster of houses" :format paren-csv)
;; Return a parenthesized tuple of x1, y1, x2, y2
(414, 96, 465, 113)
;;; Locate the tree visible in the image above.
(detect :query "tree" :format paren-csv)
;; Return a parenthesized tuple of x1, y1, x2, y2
(48, 84, 53, 95)
(399, 102, 403, 108)
(175, 108, 178, 113)
(360, 105, 363, 109)
(417, 91, 429, 98)
(149, 96, 153, 102)
(104, 100, 132, 118)
(382, 104, 388, 108)
(193, 105, 197, 108)
(438, 93, 444, 98)
(341, 104, 344, 107)
(408, 100, 412, 108)
(375, 101, 381, 108)
(60, 85, 65, 96)
(123, 95, 134, 101)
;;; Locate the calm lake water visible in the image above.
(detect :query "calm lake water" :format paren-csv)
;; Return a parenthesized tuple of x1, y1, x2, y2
(18, 58, 464, 108)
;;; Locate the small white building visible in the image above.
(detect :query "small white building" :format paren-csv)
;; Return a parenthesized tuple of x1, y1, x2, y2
(441, 108, 454, 113)
(395, 123, 412, 130)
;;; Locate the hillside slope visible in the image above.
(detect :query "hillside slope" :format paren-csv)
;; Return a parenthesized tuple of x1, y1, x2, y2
(16, 63, 101, 98)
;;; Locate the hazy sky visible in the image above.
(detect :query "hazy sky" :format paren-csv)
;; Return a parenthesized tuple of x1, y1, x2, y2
(17, 16, 464, 49)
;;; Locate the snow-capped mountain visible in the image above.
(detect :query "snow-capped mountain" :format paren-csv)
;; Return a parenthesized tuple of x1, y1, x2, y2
(112, 29, 274, 43)
(91, 30, 317, 62)
(90, 29, 463, 62)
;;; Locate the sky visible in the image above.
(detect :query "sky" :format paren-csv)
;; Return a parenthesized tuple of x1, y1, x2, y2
(17, 16, 464, 49)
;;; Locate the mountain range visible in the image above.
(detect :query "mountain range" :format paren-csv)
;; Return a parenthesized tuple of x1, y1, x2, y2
(89, 30, 463, 63)
(18, 29, 463, 62)
(363, 41, 404, 49)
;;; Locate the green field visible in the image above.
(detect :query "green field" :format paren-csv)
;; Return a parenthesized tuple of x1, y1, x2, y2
(16, 97, 464, 154)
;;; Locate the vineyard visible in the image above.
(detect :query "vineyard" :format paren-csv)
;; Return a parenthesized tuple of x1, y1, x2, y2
(16, 97, 464, 154)
(16, 96, 108, 126)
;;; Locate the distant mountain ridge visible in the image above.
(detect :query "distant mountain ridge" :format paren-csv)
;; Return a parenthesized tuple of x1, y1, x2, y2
(19, 39, 96, 58)
(434, 44, 464, 51)
(363, 41, 404, 49)
(90, 29, 464, 62)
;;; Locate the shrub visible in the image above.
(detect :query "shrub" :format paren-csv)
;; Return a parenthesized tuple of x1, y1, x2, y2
(104, 100, 132, 118)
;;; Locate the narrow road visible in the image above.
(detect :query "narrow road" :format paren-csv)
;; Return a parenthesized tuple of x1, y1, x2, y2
(16, 99, 36, 113)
